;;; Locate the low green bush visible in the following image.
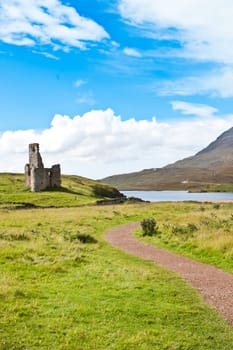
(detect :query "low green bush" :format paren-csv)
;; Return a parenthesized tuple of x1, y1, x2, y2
(141, 218, 158, 236)
(70, 232, 98, 244)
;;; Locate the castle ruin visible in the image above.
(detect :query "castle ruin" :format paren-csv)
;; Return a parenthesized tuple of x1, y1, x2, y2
(25, 143, 61, 192)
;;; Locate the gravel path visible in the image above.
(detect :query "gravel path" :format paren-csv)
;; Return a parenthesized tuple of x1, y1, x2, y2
(105, 222, 233, 325)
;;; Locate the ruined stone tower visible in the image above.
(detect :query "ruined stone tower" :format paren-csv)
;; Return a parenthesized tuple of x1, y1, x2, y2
(25, 143, 61, 192)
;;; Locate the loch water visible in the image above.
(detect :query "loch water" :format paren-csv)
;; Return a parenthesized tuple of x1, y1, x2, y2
(121, 190, 233, 202)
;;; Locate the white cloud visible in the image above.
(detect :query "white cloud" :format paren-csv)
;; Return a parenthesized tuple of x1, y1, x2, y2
(32, 50, 59, 60)
(74, 79, 86, 88)
(118, 0, 233, 64)
(0, 0, 109, 50)
(76, 91, 95, 105)
(0, 107, 232, 178)
(119, 1, 233, 98)
(171, 101, 218, 118)
(111, 41, 120, 48)
(158, 66, 233, 98)
(123, 47, 141, 57)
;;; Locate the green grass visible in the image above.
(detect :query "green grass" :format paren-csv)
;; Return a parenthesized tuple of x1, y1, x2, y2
(200, 183, 233, 192)
(135, 202, 233, 273)
(0, 202, 233, 349)
(0, 173, 122, 207)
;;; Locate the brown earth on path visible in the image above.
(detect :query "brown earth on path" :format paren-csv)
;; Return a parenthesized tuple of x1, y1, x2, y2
(105, 222, 233, 326)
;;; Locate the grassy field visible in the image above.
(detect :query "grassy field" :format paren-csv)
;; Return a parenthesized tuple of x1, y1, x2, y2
(136, 202, 233, 273)
(189, 183, 233, 192)
(0, 173, 122, 208)
(0, 202, 233, 349)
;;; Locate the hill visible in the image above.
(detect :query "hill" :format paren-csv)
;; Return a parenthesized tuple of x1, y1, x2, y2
(0, 173, 123, 208)
(102, 126, 233, 191)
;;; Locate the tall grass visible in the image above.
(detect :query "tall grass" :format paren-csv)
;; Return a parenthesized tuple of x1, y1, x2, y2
(136, 202, 233, 273)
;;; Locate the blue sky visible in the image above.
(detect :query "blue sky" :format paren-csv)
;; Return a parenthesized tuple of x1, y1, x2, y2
(0, 0, 233, 178)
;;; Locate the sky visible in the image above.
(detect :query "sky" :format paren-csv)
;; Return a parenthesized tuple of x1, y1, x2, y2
(0, 0, 233, 179)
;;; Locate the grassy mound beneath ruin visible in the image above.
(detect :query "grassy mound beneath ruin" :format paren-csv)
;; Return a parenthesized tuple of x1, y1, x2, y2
(0, 172, 122, 208)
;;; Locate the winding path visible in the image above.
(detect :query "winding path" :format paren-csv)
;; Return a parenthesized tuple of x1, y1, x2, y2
(105, 222, 233, 325)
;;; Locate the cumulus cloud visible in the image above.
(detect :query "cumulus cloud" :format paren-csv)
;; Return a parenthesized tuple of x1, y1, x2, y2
(0, 0, 109, 50)
(0, 107, 232, 178)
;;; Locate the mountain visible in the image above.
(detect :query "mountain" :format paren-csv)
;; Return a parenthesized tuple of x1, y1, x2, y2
(102, 127, 233, 191)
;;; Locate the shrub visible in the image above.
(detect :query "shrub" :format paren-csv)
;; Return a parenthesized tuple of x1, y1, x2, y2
(70, 232, 97, 244)
(172, 223, 198, 236)
(187, 223, 198, 233)
(172, 225, 187, 235)
(141, 218, 158, 236)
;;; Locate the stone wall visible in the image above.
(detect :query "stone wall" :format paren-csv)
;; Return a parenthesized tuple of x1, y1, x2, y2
(25, 143, 61, 192)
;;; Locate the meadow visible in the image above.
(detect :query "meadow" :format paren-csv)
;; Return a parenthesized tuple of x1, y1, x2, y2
(136, 202, 233, 273)
(0, 201, 233, 349)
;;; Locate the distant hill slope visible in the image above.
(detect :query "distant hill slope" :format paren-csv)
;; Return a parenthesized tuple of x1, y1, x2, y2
(168, 126, 233, 169)
(102, 127, 233, 191)
(0, 173, 123, 208)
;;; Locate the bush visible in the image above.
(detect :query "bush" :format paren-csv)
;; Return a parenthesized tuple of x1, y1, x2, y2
(141, 218, 158, 236)
(187, 223, 198, 233)
(172, 225, 187, 235)
(172, 223, 198, 236)
(70, 232, 98, 244)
